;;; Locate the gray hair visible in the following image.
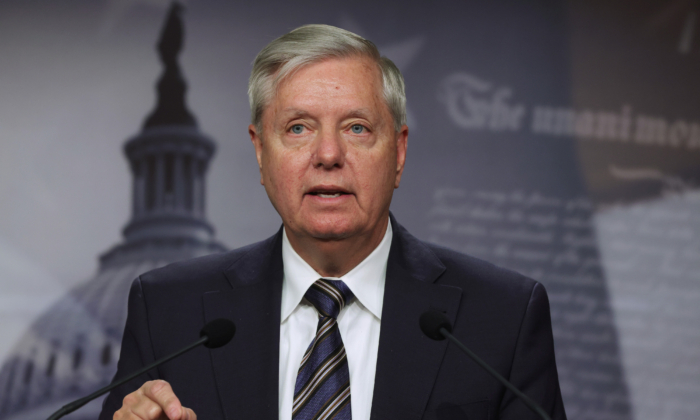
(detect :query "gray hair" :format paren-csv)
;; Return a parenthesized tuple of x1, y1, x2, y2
(248, 24, 406, 133)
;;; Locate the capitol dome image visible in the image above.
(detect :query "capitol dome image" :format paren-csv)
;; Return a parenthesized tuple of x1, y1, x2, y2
(0, 4, 226, 419)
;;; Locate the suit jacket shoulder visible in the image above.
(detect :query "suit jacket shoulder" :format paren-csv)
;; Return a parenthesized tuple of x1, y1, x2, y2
(374, 216, 565, 420)
(139, 230, 280, 290)
(429, 241, 538, 296)
(99, 230, 285, 420)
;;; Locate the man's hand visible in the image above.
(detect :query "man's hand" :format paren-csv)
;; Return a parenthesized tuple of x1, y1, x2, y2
(113, 380, 197, 420)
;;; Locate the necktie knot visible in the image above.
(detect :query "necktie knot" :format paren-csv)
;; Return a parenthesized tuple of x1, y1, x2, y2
(304, 279, 354, 319)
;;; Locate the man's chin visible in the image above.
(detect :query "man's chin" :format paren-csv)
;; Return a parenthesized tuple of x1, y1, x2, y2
(300, 217, 359, 241)
(306, 226, 355, 241)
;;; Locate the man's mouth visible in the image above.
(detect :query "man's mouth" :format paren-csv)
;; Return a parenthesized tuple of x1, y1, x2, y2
(315, 192, 342, 198)
(306, 187, 351, 198)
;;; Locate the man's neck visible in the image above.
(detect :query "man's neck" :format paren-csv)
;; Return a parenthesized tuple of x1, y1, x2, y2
(285, 217, 390, 278)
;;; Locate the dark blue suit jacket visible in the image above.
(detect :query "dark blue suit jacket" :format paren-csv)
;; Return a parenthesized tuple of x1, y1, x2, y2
(100, 216, 566, 419)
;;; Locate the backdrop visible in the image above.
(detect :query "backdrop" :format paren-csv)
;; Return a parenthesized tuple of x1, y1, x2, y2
(0, 1, 698, 419)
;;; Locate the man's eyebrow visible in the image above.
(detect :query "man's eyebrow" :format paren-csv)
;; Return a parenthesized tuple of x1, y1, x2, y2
(280, 108, 375, 121)
(281, 108, 313, 119)
(344, 108, 373, 120)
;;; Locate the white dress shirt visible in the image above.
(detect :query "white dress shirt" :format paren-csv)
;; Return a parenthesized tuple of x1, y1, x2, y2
(279, 220, 392, 420)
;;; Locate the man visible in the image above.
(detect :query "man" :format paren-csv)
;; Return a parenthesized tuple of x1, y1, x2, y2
(101, 25, 566, 420)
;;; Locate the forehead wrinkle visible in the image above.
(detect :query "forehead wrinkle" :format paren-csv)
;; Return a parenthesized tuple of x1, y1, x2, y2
(270, 58, 390, 127)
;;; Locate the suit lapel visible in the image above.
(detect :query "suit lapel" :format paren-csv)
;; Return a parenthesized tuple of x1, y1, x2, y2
(199, 218, 461, 420)
(203, 231, 283, 420)
(370, 216, 463, 420)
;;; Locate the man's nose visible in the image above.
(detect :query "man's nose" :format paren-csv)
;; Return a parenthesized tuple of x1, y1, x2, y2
(312, 128, 345, 169)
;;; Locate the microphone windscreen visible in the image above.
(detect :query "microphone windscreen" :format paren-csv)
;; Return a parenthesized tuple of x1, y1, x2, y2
(419, 311, 452, 341)
(200, 318, 236, 349)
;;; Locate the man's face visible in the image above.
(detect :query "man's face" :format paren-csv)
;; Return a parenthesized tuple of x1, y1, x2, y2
(249, 56, 408, 243)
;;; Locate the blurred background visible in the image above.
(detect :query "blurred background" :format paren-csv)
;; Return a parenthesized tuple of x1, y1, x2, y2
(0, 0, 698, 419)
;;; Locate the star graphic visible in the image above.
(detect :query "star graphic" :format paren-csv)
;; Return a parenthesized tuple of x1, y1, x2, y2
(646, 0, 698, 54)
(338, 14, 425, 130)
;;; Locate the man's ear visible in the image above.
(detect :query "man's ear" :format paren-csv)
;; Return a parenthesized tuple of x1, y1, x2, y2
(394, 124, 408, 189)
(249, 124, 265, 185)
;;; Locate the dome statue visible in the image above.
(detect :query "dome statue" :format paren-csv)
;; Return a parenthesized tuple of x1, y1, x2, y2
(0, 3, 226, 418)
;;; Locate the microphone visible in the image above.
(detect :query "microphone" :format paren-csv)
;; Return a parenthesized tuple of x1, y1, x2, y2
(47, 318, 236, 420)
(419, 311, 552, 420)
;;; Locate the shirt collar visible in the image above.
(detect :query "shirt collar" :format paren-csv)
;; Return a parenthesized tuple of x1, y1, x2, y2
(280, 219, 392, 323)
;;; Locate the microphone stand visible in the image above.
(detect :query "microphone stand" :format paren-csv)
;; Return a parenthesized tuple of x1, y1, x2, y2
(47, 335, 209, 420)
(439, 327, 552, 420)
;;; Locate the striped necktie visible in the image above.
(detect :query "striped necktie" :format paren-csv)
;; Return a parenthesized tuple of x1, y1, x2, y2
(293, 279, 354, 420)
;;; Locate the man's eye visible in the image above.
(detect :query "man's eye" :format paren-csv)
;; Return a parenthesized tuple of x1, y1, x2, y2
(291, 124, 305, 134)
(351, 124, 365, 134)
